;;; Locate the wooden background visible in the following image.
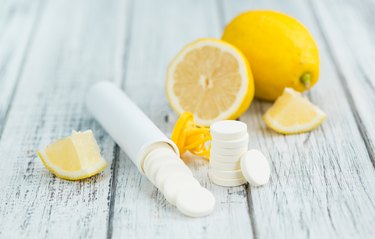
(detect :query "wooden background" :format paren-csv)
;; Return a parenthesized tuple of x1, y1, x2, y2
(0, 0, 374, 238)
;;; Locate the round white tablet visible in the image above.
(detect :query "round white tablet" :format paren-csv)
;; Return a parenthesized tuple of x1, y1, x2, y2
(240, 149, 271, 187)
(176, 187, 215, 217)
(210, 152, 244, 163)
(210, 145, 248, 156)
(210, 120, 247, 140)
(143, 147, 178, 171)
(154, 163, 193, 189)
(144, 157, 178, 182)
(211, 133, 249, 149)
(209, 171, 247, 187)
(209, 168, 243, 179)
(209, 159, 241, 171)
(163, 174, 201, 205)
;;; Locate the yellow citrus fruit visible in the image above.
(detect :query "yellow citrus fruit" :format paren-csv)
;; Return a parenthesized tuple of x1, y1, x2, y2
(222, 10, 320, 101)
(263, 88, 326, 134)
(166, 38, 254, 126)
(37, 130, 107, 180)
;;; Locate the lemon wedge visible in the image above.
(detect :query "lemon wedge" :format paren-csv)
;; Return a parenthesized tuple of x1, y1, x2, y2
(37, 130, 107, 180)
(263, 88, 326, 134)
(166, 38, 254, 126)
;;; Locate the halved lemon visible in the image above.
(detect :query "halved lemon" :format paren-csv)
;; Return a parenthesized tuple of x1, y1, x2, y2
(166, 38, 254, 126)
(37, 130, 107, 180)
(263, 88, 326, 134)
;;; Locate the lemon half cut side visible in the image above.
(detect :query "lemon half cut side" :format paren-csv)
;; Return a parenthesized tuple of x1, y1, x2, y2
(166, 38, 254, 126)
(263, 88, 326, 134)
(37, 130, 107, 180)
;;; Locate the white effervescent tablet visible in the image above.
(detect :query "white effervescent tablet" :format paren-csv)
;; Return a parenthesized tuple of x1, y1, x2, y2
(154, 163, 192, 189)
(143, 147, 177, 171)
(210, 145, 248, 156)
(241, 149, 271, 187)
(209, 168, 243, 179)
(146, 160, 181, 186)
(209, 171, 246, 187)
(209, 159, 240, 171)
(211, 133, 249, 148)
(210, 152, 244, 163)
(144, 157, 178, 183)
(163, 174, 201, 205)
(176, 187, 215, 217)
(210, 120, 247, 140)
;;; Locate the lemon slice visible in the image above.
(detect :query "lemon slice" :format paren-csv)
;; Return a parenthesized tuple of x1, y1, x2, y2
(263, 88, 326, 134)
(37, 130, 107, 180)
(166, 38, 254, 126)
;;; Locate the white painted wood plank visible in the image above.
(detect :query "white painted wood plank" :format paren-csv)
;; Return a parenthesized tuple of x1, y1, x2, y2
(310, 0, 375, 166)
(0, 0, 129, 238)
(0, 0, 43, 135)
(110, 0, 253, 238)
(221, 0, 375, 238)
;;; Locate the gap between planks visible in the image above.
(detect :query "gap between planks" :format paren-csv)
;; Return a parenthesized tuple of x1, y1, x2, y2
(307, 0, 375, 169)
(0, 0, 46, 140)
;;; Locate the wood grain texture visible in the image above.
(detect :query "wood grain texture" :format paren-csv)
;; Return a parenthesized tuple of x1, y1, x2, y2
(0, 0, 44, 136)
(110, 0, 253, 238)
(309, 0, 375, 166)
(1, 0, 375, 238)
(221, 0, 375, 238)
(0, 0, 128, 237)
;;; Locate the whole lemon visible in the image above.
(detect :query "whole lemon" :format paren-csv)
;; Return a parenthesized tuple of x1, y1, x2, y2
(222, 10, 320, 101)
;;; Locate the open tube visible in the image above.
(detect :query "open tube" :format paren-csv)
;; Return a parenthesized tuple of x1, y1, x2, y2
(85, 81, 180, 174)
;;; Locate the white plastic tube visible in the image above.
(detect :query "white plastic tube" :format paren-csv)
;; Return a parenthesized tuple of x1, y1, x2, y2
(85, 81, 179, 174)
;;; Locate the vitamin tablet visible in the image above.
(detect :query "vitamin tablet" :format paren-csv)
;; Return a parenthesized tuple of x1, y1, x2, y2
(176, 187, 215, 217)
(143, 147, 177, 169)
(143, 148, 179, 172)
(210, 151, 245, 163)
(241, 149, 270, 187)
(209, 159, 240, 171)
(144, 157, 179, 183)
(163, 174, 201, 205)
(209, 168, 243, 179)
(211, 133, 249, 148)
(210, 145, 248, 156)
(154, 163, 192, 189)
(210, 120, 247, 140)
(209, 171, 247, 187)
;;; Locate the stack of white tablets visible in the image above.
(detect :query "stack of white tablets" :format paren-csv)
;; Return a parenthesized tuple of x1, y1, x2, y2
(142, 146, 215, 217)
(209, 120, 271, 187)
(209, 121, 248, 186)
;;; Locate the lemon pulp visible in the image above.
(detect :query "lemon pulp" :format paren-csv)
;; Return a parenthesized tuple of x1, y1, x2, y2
(38, 130, 107, 180)
(166, 38, 254, 126)
(263, 88, 326, 134)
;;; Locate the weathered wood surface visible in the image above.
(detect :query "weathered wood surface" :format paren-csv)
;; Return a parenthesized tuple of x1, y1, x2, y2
(110, 0, 252, 238)
(0, 0, 127, 238)
(222, 1, 375, 238)
(0, 0, 43, 135)
(0, 0, 375, 238)
(310, 0, 375, 165)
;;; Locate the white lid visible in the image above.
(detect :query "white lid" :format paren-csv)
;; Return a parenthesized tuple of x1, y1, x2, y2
(240, 149, 271, 187)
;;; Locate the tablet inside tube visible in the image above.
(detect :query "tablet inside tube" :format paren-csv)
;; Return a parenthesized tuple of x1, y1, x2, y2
(85, 81, 179, 174)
